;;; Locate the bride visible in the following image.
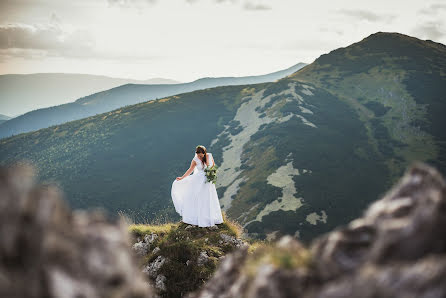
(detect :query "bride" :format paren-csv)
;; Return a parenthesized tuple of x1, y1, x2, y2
(171, 145, 224, 227)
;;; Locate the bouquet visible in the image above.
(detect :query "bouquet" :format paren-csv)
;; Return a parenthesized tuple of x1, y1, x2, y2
(204, 164, 218, 184)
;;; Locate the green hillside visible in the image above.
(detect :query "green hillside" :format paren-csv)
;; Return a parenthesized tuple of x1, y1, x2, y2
(288, 32, 446, 179)
(0, 77, 389, 242)
(0, 85, 249, 217)
(0, 32, 444, 242)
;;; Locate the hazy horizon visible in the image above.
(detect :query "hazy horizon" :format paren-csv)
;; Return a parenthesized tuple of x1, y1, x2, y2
(0, 61, 306, 84)
(0, 61, 306, 117)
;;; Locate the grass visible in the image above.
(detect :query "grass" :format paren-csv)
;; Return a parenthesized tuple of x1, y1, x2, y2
(220, 211, 244, 238)
(124, 211, 244, 239)
(242, 240, 312, 277)
(128, 222, 176, 236)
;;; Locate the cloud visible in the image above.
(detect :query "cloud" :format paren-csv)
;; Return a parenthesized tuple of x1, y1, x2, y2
(186, 0, 239, 4)
(244, 2, 271, 11)
(418, 3, 446, 15)
(279, 38, 340, 52)
(0, 23, 59, 50)
(214, 0, 239, 3)
(106, 0, 157, 13)
(0, 20, 163, 62)
(338, 9, 396, 23)
(0, 22, 95, 54)
(0, 21, 104, 61)
(432, 3, 446, 10)
(186, 0, 271, 10)
(107, 0, 157, 7)
(319, 26, 344, 36)
(411, 22, 445, 41)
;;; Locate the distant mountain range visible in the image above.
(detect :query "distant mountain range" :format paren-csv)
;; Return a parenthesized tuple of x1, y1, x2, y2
(0, 63, 307, 139)
(1, 32, 444, 242)
(0, 114, 12, 125)
(0, 73, 181, 117)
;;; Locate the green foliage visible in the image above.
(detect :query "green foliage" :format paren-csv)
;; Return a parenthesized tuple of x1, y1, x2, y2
(364, 101, 391, 117)
(227, 119, 243, 135)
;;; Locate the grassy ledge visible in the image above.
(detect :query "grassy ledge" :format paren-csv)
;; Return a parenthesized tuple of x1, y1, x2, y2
(126, 212, 248, 297)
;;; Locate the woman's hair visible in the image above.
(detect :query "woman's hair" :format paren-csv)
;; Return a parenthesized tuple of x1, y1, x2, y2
(196, 145, 207, 167)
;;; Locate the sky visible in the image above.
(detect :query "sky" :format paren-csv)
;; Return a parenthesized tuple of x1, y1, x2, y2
(0, 0, 445, 82)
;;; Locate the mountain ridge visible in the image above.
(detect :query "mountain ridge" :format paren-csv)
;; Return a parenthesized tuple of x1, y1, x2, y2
(0, 73, 181, 118)
(286, 31, 446, 179)
(0, 62, 307, 139)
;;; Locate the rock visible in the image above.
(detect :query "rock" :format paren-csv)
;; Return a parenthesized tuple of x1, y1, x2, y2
(314, 256, 446, 298)
(155, 274, 167, 292)
(220, 233, 247, 248)
(277, 235, 305, 251)
(189, 237, 313, 298)
(0, 162, 155, 298)
(243, 263, 311, 298)
(189, 162, 446, 298)
(185, 246, 250, 298)
(311, 162, 446, 280)
(133, 241, 150, 256)
(144, 233, 158, 245)
(132, 233, 158, 257)
(197, 251, 209, 266)
(185, 225, 193, 230)
(143, 255, 167, 278)
(152, 246, 160, 254)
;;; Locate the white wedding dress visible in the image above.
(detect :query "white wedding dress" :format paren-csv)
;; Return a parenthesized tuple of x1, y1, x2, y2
(171, 152, 224, 227)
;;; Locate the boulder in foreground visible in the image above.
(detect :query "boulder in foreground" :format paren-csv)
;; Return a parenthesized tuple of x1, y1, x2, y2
(0, 162, 155, 298)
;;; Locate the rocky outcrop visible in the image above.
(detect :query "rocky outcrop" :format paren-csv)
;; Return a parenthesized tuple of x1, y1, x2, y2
(189, 162, 446, 298)
(143, 255, 167, 278)
(219, 233, 247, 248)
(186, 235, 313, 298)
(0, 162, 155, 298)
(311, 161, 446, 276)
(197, 251, 210, 266)
(133, 233, 159, 256)
(128, 221, 248, 297)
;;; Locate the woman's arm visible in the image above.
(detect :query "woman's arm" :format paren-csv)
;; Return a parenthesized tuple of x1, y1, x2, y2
(177, 160, 196, 180)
